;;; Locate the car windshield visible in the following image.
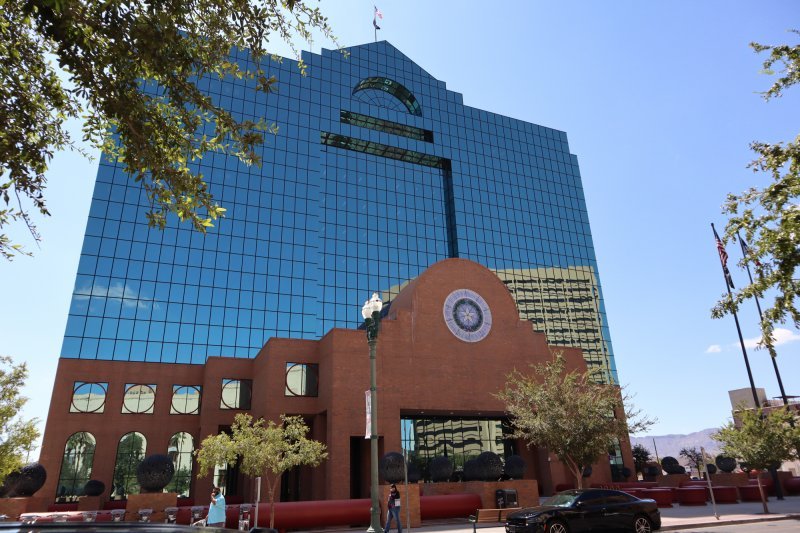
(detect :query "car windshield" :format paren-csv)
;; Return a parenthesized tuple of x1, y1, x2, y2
(541, 493, 579, 507)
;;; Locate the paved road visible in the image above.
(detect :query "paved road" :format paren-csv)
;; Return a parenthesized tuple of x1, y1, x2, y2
(667, 518, 800, 532)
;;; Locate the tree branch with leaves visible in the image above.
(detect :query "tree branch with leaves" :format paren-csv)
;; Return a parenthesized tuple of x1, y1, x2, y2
(497, 352, 653, 489)
(0, 0, 342, 259)
(195, 413, 327, 529)
(713, 407, 800, 513)
(713, 29, 800, 356)
(0, 355, 40, 481)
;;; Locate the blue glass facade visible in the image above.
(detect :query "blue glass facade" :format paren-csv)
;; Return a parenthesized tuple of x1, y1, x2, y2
(61, 41, 617, 383)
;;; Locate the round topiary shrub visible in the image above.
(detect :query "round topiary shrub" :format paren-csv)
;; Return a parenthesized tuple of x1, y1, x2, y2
(705, 464, 717, 475)
(136, 454, 175, 493)
(664, 464, 686, 475)
(582, 466, 592, 478)
(379, 452, 406, 484)
(11, 463, 47, 497)
(477, 451, 503, 481)
(621, 467, 632, 479)
(661, 456, 679, 469)
(83, 479, 105, 497)
(430, 457, 454, 482)
(504, 455, 526, 479)
(643, 464, 661, 477)
(715, 456, 737, 473)
(0, 471, 21, 498)
(463, 459, 482, 481)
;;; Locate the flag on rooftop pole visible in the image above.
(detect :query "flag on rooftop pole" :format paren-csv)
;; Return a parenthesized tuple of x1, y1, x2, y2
(712, 223, 735, 289)
(373, 5, 382, 41)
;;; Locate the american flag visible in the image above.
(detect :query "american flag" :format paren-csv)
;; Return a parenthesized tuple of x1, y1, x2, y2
(739, 233, 762, 269)
(373, 6, 383, 30)
(713, 224, 735, 289)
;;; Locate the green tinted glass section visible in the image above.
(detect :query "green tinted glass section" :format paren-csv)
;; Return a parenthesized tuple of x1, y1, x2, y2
(321, 132, 448, 169)
(340, 111, 433, 142)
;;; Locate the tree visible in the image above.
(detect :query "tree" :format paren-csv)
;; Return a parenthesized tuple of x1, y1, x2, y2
(1, 0, 340, 259)
(111, 432, 146, 499)
(713, 30, 800, 355)
(679, 446, 710, 478)
(497, 353, 653, 488)
(713, 407, 800, 513)
(0, 355, 40, 481)
(195, 413, 327, 528)
(631, 443, 652, 476)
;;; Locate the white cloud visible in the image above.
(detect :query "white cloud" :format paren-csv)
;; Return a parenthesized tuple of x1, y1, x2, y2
(74, 282, 151, 309)
(742, 328, 800, 349)
(705, 345, 722, 354)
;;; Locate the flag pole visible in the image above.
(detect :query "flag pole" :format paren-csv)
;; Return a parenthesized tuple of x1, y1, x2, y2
(712, 223, 760, 409)
(737, 231, 789, 406)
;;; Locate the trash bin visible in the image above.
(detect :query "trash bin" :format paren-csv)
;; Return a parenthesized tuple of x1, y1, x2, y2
(238, 503, 252, 531)
(495, 489, 518, 508)
(164, 507, 178, 524)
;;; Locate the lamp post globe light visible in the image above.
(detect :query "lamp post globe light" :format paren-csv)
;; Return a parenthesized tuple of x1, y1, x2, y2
(362, 292, 383, 533)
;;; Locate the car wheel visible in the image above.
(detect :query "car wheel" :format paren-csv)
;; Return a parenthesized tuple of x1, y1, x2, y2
(633, 515, 652, 533)
(545, 519, 568, 533)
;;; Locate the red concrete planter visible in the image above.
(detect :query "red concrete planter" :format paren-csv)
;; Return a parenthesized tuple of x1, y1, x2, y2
(785, 477, 800, 496)
(638, 489, 673, 508)
(710, 486, 738, 504)
(676, 487, 707, 506)
(739, 484, 768, 502)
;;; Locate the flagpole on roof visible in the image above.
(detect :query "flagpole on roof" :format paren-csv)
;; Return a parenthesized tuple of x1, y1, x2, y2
(373, 5, 382, 43)
(737, 231, 789, 406)
(712, 223, 760, 409)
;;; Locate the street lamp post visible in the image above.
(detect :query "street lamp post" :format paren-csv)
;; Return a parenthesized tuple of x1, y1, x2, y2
(362, 293, 383, 533)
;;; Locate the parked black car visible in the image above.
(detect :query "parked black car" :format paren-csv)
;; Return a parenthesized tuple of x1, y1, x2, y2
(505, 489, 661, 533)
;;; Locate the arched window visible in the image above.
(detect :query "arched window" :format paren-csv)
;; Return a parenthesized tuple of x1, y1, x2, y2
(353, 77, 422, 116)
(165, 432, 194, 497)
(55, 432, 96, 502)
(110, 432, 146, 500)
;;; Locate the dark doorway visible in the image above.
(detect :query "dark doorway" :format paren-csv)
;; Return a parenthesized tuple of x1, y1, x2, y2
(350, 437, 366, 499)
(280, 467, 301, 502)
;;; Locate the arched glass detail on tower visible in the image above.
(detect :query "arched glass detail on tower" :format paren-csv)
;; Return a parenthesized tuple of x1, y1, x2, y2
(353, 77, 422, 116)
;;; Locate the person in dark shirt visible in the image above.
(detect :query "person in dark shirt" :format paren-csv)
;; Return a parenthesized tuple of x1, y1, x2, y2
(384, 484, 402, 533)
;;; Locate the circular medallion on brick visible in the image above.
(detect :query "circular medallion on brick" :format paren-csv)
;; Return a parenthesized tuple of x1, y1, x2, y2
(443, 289, 492, 342)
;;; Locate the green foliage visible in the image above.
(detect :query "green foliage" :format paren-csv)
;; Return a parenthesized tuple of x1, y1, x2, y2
(679, 446, 711, 476)
(111, 432, 146, 499)
(631, 443, 652, 474)
(497, 352, 653, 488)
(0, 0, 341, 259)
(713, 30, 800, 355)
(713, 407, 799, 512)
(0, 355, 40, 481)
(164, 465, 192, 497)
(195, 413, 327, 528)
(55, 431, 96, 501)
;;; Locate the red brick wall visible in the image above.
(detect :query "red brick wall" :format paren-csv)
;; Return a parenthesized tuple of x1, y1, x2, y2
(38, 258, 628, 504)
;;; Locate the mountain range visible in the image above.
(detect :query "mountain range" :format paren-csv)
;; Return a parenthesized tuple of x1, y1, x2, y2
(630, 428, 720, 464)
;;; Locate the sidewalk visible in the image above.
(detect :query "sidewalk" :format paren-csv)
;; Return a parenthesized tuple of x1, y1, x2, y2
(657, 494, 800, 530)
(304, 495, 800, 533)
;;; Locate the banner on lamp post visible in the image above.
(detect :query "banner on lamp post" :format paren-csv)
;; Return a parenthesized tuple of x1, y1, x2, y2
(365, 390, 372, 438)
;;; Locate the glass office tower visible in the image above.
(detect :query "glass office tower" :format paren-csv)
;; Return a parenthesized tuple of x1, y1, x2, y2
(61, 41, 617, 383)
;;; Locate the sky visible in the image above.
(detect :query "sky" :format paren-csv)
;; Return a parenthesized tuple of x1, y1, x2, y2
(1, 0, 799, 457)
